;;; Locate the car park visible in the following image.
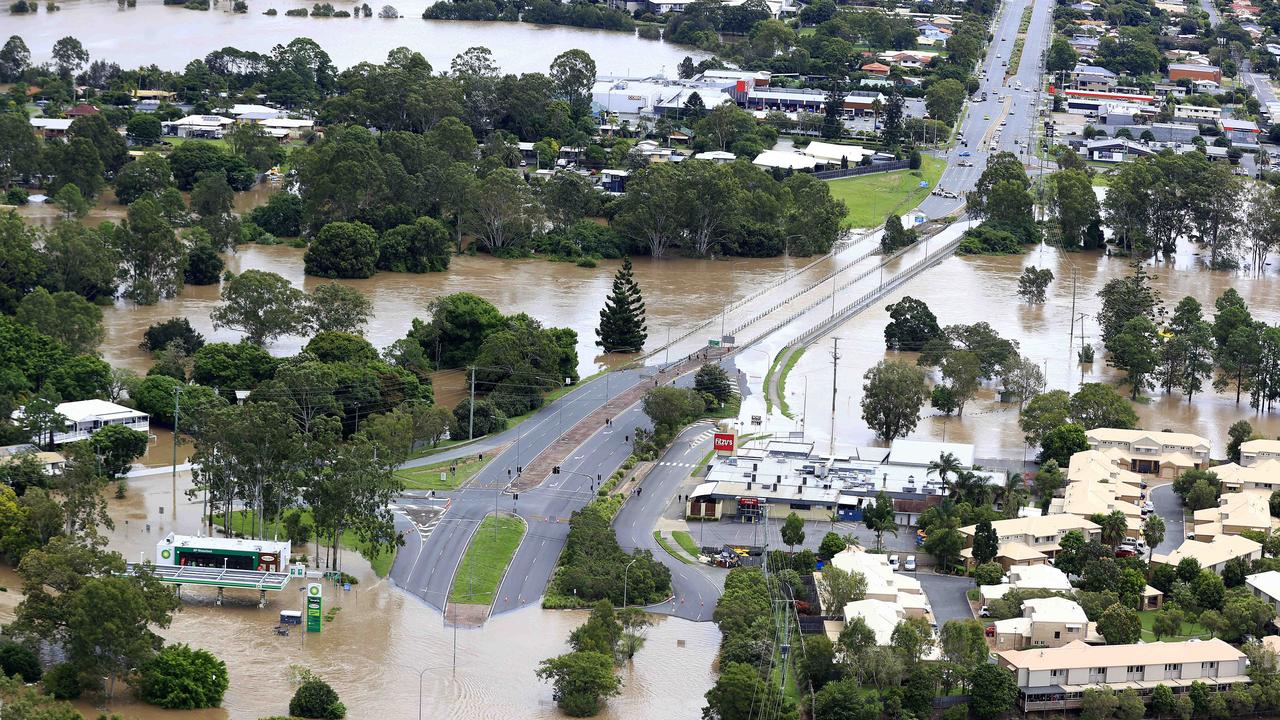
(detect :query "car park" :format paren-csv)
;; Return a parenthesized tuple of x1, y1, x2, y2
(904, 556, 916, 571)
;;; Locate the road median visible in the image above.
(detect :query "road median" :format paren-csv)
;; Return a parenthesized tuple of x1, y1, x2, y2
(446, 513, 526, 624)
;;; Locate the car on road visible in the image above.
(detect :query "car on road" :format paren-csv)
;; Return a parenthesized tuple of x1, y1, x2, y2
(983, 114, 990, 120)
(905, 555, 917, 571)
(959, 150, 971, 156)
(889, 554, 900, 570)
(958, 160, 974, 167)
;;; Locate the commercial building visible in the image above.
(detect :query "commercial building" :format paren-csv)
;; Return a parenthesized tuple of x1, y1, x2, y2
(1152, 534, 1262, 574)
(1221, 117, 1261, 146)
(1168, 63, 1223, 84)
(997, 638, 1249, 712)
(1172, 104, 1223, 123)
(1070, 64, 1118, 90)
(959, 514, 1101, 570)
(687, 437, 997, 524)
(1084, 428, 1210, 479)
(992, 597, 1098, 650)
(1084, 138, 1159, 163)
(156, 533, 291, 572)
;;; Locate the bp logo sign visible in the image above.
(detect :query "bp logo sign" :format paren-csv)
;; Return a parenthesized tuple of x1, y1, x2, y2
(308, 585, 321, 597)
(160, 549, 171, 560)
(306, 582, 323, 633)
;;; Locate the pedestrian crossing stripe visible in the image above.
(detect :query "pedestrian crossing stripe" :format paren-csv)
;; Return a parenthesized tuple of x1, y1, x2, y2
(658, 461, 695, 467)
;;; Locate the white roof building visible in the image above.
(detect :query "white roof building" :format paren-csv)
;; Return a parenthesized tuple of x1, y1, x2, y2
(1153, 535, 1262, 573)
(14, 400, 151, 445)
(752, 150, 819, 170)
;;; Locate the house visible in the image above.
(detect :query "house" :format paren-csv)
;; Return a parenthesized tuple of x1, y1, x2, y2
(166, 115, 235, 139)
(1084, 138, 1158, 163)
(1070, 64, 1118, 90)
(0, 444, 65, 475)
(1243, 440, 1280, 466)
(827, 547, 935, 646)
(1153, 83, 1188, 98)
(1084, 428, 1210, 479)
(258, 117, 314, 141)
(1152, 535, 1263, 574)
(959, 514, 1101, 570)
(1246, 571, 1280, 619)
(599, 169, 628, 194)
(992, 597, 1097, 650)
(131, 89, 176, 102)
(860, 61, 890, 77)
(14, 399, 150, 446)
(28, 117, 73, 139)
(799, 141, 874, 165)
(998, 639, 1249, 713)
(979, 564, 1076, 604)
(752, 149, 820, 171)
(1069, 36, 1102, 54)
(65, 103, 100, 118)
(1169, 63, 1222, 84)
(1190, 490, 1278, 540)
(1172, 104, 1222, 123)
(692, 150, 736, 163)
(1049, 450, 1145, 536)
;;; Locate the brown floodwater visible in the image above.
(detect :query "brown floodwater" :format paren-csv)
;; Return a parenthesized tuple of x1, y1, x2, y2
(8, 471, 720, 719)
(8, 0, 708, 74)
(782, 238, 1280, 459)
(94, 243, 814, 381)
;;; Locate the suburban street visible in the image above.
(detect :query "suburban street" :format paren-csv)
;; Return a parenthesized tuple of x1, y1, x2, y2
(1150, 483, 1185, 554)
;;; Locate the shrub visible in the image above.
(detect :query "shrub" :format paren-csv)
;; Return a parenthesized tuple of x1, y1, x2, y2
(0, 642, 41, 682)
(137, 643, 229, 709)
(43, 662, 83, 699)
(289, 678, 346, 719)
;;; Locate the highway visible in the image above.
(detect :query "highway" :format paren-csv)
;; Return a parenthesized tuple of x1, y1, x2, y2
(390, 0, 1060, 623)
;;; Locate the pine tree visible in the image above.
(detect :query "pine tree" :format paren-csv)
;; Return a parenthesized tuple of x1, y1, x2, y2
(596, 257, 647, 353)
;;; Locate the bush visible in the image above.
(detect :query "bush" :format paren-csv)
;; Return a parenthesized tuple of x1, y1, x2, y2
(5, 188, 28, 205)
(137, 643, 229, 709)
(973, 561, 1004, 586)
(249, 192, 304, 237)
(0, 642, 41, 682)
(140, 317, 205, 354)
(303, 221, 378, 278)
(289, 678, 346, 719)
(43, 662, 83, 699)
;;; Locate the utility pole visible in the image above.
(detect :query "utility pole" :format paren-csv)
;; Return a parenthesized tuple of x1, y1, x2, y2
(829, 338, 840, 456)
(467, 367, 476, 440)
(1067, 266, 1077, 361)
(171, 386, 180, 521)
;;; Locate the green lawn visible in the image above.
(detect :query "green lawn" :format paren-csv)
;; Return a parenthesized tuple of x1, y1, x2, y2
(654, 531, 694, 565)
(448, 515, 526, 605)
(395, 454, 489, 491)
(827, 155, 945, 228)
(1137, 609, 1213, 642)
(210, 509, 396, 577)
(776, 347, 807, 419)
(672, 531, 701, 557)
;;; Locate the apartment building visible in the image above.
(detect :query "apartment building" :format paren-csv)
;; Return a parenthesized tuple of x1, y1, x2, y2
(959, 514, 1101, 570)
(1241, 439, 1280, 467)
(979, 564, 1076, 604)
(992, 597, 1098, 651)
(1085, 429, 1210, 479)
(1245, 570, 1280, 618)
(1152, 534, 1262, 574)
(998, 639, 1249, 712)
(1189, 489, 1279, 541)
(1209, 459, 1280, 494)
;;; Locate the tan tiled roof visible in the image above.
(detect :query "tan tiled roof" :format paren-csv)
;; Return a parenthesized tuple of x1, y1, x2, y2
(998, 638, 1243, 671)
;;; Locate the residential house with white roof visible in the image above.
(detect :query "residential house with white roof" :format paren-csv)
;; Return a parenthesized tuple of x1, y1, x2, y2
(825, 547, 935, 649)
(1190, 489, 1278, 540)
(979, 564, 1076, 604)
(1084, 428, 1210, 479)
(1241, 439, 1280, 466)
(1152, 534, 1262, 574)
(13, 400, 150, 446)
(1245, 570, 1280, 619)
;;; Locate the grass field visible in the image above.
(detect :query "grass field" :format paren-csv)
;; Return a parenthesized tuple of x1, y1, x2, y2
(395, 454, 489, 491)
(672, 531, 701, 557)
(828, 155, 945, 228)
(448, 515, 526, 605)
(776, 347, 807, 419)
(210, 509, 396, 577)
(1137, 609, 1213, 642)
(654, 531, 694, 564)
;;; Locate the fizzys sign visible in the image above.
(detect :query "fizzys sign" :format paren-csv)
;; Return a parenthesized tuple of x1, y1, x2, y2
(306, 583, 322, 633)
(713, 433, 735, 452)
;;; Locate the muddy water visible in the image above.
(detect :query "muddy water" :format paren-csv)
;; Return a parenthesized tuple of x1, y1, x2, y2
(9, 0, 707, 74)
(26, 471, 721, 719)
(97, 245, 814, 380)
(782, 239, 1280, 459)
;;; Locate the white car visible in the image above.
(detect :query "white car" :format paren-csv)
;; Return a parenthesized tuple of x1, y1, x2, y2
(904, 555, 917, 571)
(889, 555, 900, 570)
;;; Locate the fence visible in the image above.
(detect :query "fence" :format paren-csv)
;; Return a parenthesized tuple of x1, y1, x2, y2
(813, 159, 911, 180)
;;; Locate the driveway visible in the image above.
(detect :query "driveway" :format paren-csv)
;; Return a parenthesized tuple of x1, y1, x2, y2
(1149, 483, 1184, 554)
(918, 573, 977, 625)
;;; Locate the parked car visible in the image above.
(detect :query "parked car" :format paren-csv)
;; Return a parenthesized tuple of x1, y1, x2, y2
(905, 555, 917, 571)
(1115, 547, 1137, 558)
(979, 605, 991, 617)
(889, 555, 900, 570)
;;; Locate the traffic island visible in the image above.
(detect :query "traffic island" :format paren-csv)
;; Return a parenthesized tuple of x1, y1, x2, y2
(446, 513, 526, 626)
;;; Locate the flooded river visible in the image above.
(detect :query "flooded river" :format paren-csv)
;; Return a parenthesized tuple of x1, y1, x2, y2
(7, 471, 720, 719)
(9, 0, 707, 74)
(781, 239, 1280, 459)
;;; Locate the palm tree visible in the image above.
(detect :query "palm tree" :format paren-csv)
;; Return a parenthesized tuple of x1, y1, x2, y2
(952, 470, 992, 507)
(928, 452, 963, 497)
(1093, 510, 1129, 548)
(1142, 514, 1166, 561)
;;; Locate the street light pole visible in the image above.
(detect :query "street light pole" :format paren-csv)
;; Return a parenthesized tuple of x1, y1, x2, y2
(622, 557, 639, 608)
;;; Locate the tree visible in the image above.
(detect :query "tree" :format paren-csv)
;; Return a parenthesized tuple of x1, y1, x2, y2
(1097, 263, 1162, 348)
(51, 36, 89, 78)
(882, 213, 917, 254)
(1108, 316, 1160, 399)
(968, 664, 1017, 720)
(813, 678, 881, 720)
(641, 386, 705, 437)
(1047, 36, 1080, 74)
(1098, 602, 1142, 644)
(463, 168, 540, 252)
(1081, 688, 1120, 720)
(704, 661, 795, 720)
(1052, 169, 1102, 250)
(864, 491, 898, 551)
(924, 525, 964, 570)
(211, 270, 310, 345)
(925, 78, 966, 126)
(115, 196, 185, 305)
(1017, 266, 1054, 304)
(1143, 514, 1165, 561)
(972, 519, 999, 565)
(1039, 423, 1089, 466)
(88, 424, 149, 479)
(0, 112, 41, 191)
(596, 257, 647, 353)
(818, 565, 866, 614)
(535, 651, 621, 717)
(289, 677, 346, 719)
(883, 296, 941, 351)
(694, 364, 733, 407)
(182, 237, 224, 286)
(1093, 510, 1128, 547)
(308, 283, 373, 335)
(1069, 383, 1138, 430)
(973, 562, 1004, 586)
(0, 36, 32, 82)
(1020, 389, 1070, 446)
(53, 184, 89, 220)
(377, 216, 450, 273)
(136, 643, 228, 709)
(940, 350, 982, 416)
(781, 512, 805, 552)
(38, 219, 120, 303)
(549, 48, 597, 114)
(304, 221, 379, 279)
(569, 601, 622, 655)
(44, 138, 104, 199)
(0, 643, 41, 683)
(249, 192, 305, 237)
(1152, 607, 1184, 640)
(861, 361, 927, 442)
(409, 292, 503, 369)
(1227, 420, 1253, 463)
(126, 114, 163, 146)
(15, 288, 103, 356)
(817, 532, 848, 561)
